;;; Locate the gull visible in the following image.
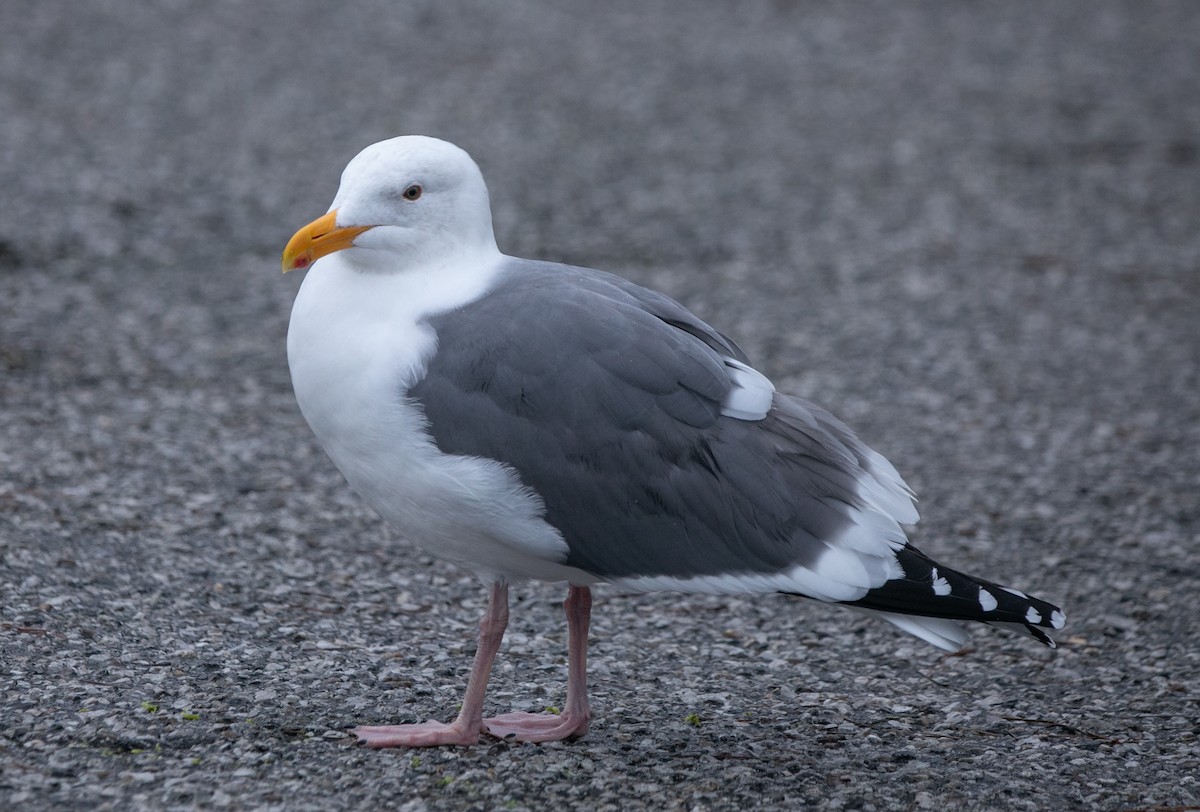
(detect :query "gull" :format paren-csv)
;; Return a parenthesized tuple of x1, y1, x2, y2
(281, 135, 1065, 747)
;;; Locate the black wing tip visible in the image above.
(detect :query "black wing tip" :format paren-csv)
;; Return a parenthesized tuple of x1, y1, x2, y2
(848, 547, 1067, 645)
(1025, 622, 1057, 648)
(1033, 606, 1067, 647)
(983, 618, 1063, 648)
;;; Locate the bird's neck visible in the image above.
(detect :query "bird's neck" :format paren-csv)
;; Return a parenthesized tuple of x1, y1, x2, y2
(298, 246, 506, 329)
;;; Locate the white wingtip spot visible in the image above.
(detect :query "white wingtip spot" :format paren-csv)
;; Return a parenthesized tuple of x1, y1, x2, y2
(1001, 586, 1029, 599)
(930, 567, 952, 596)
(1050, 609, 1066, 629)
(978, 587, 998, 612)
(1025, 606, 1042, 624)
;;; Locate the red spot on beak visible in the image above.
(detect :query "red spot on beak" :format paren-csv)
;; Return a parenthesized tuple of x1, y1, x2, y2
(294, 256, 310, 269)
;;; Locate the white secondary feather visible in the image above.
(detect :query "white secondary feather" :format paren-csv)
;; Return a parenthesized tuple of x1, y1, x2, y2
(720, 358, 776, 420)
(856, 448, 920, 525)
(610, 567, 868, 602)
(612, 539, 901, 603)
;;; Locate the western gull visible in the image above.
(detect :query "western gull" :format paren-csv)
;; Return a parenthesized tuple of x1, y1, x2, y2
(281, 135, 1066, 748)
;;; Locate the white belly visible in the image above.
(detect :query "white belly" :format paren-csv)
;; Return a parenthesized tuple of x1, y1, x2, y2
(285, 254, 585, 584)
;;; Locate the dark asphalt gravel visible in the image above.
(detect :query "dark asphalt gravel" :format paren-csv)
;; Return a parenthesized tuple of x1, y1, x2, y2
(2, 2, 1198, 809)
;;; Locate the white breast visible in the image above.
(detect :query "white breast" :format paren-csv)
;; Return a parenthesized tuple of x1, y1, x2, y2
(286, 252, 584, 583)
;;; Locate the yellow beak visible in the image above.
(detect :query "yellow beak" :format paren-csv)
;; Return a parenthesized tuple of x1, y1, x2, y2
(281, 210, 373, 273)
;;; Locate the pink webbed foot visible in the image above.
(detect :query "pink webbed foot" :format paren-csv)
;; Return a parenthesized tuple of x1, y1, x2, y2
(354, 720, 480, 748)
(483, 710, 591, 743)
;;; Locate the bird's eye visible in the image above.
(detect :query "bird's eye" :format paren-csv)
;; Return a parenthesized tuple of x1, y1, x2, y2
(402, 184, 423, 201)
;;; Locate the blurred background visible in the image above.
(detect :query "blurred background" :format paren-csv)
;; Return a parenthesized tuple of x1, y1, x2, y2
(2, 1, 1197, 809)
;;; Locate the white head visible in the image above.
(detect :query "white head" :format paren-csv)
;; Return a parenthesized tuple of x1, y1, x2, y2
(282, 136, 499, 274)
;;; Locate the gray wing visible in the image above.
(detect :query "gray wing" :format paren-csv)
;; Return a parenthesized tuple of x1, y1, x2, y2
(408, 258, 905, 584)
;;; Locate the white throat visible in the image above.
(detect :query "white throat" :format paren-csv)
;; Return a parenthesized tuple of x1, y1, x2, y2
(287, 246, 504, 400)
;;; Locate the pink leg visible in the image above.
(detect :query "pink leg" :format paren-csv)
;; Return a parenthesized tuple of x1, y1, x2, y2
(354, 581, 510, 748)
(484, 584, 593, 743)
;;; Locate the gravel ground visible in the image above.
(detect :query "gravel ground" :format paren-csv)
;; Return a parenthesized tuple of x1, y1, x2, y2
(2, 2, 1198, 809)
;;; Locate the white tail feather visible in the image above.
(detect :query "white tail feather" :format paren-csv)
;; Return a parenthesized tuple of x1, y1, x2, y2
(850, 607, 970, 651)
